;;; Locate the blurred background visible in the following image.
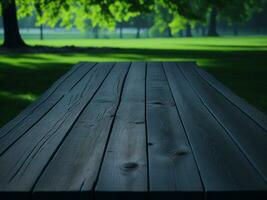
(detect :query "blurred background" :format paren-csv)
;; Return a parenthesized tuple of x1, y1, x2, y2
(1, 0, 267, 40)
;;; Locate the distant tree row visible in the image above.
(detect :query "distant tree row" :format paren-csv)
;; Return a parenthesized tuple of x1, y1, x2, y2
(0, 0, 267, 48)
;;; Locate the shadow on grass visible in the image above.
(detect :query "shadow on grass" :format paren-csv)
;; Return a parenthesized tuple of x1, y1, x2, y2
(0, 47, 267, 127)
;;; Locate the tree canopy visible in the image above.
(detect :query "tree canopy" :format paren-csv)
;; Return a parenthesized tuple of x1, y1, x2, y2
(0, 0, 267, 48)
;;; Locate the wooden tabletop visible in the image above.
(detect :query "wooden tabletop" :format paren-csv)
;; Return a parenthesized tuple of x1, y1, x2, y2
(0, 62, 267, 200)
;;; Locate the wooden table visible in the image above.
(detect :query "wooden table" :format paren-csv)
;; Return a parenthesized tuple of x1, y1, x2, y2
(0, 62, 267, 200)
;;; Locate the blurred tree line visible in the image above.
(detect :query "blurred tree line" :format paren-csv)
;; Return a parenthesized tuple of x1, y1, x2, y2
(0, 0, 267, 48)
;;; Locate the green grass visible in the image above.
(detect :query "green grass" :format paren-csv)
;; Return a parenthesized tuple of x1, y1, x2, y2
(0, 36, 267, 127)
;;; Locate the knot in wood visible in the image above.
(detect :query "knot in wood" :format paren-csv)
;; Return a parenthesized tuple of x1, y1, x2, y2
(170, 146, 190, 159)
(122, 162, 138, 170)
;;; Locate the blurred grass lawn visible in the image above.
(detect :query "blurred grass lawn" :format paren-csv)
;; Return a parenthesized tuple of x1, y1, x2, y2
(0, 36, 267, 127)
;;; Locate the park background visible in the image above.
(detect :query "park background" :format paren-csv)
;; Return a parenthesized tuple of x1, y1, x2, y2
(0, 0, 267, 127)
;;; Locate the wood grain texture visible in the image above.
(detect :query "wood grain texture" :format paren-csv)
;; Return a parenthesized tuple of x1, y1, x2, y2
(95, 62, 147, 195)
(0, 62, 114, 192)
(34, 62, 130, 194)
(195, 64, 267, 132)
(163, 62, 267, 193)
(146, 62, 203, 197)
(0, 62, 85, 134)
(179, 62, 267, 183)
(0, 62, 96, 155)
(0, 61, 267, 200)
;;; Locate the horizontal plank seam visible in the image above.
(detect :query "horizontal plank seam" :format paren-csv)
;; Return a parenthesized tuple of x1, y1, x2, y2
(90, 62, 132, 196)
(162, 62, 206, 195)
(0, 96, 64, 157)
(177, 64, 267, 185)
(30, 62, 116, 193)
(0, 62, 86, 135)
(144, 62, 150, 192)
(193, 65, 267, 133)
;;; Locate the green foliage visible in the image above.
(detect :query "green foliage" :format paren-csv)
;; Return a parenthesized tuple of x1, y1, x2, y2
(220, 0, 267, 25)
(0, 0, 152, 31)
(109, 1, 139, 23)
(149, 1, 170, 35)
(17, 0, 35, 18)
(149, 0, 181, 36)
(2, 0, 266, 35)
(165, 0, 208, 21)
(164, 0, 267, 27)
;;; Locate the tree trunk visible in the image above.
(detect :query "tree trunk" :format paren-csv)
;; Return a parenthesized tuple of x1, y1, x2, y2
(94, 26, 99, 38)
(256, 27, 262, 35)
(167, 27, 172, 37)
(195, 25, 200, 34)
(40, 25, 44, 40)
(201, 25, 206, 36)
(179, 30, 184, 37)
(186, 23, 192, 37)
(119, 22, 123, 39)
(208, 6, 219, 36)
(1, 0, 27, 48)
(233, 24, 238, 36)
(136, 27, 140, 38)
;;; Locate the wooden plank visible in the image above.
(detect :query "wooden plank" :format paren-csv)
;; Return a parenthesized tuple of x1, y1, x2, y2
(0, 62, 114, 192)
(163, 62, 267, 198)
(33, 62, 130, 197)
(146, 62, 203, 199)
(179, 62, 267, 183)
(0, 62, 86, 133)
(95, 62, 147, 199)
(195, 64, 267, 132)
(0, 62, 96, 155)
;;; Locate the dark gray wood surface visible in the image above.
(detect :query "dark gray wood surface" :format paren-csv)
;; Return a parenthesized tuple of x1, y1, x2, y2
(0, 62, 96, 155)
(34, 62, 130, 194)
(95, 62, 147, 194)
(0, 62, 266, 200)
(179, 62, 267, 183)
(0, 62, 113, 191)
(146, 62, 203, 199)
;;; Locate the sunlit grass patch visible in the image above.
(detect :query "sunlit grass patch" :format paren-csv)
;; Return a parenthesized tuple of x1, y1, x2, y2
(25, 36, 267, 51)
(0, 91, 37, 102)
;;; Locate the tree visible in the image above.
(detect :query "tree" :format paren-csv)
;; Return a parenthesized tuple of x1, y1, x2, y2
(163, 0, 206, 37)
(109, 1, 140, 39)
(149, 0, 192, 38)
(201, 0, 267, 36)
(250, 4, 267, 34)
(0, 0, 26, 48)
(164, 0, 267, 36)
(149, 1, 173, 37)
(168, 13, 190, 37)
(0, 0, 152, 48)
(221, 0, 267, 36)
(131, 14, 152, 38)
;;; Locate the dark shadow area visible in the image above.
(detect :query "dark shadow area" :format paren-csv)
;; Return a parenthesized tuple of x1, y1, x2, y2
(0, 46, 267, 127)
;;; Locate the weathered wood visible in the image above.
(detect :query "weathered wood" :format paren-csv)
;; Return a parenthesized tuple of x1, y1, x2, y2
(0, 62, 114, 192)
(95, 62, 147, 198)
(0, 62, 96, 155)
(146, 62, 203, 199)
(0, 61, 266, 200)
(163, 62, 267, 196)
(195, 65, 267, 132)
(34, 62, 130, 196)
(0, 62, 85, 133)
(179, 62, 267, 183)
